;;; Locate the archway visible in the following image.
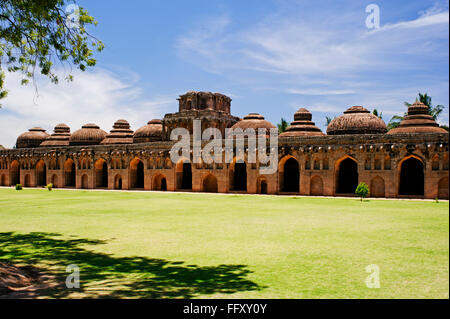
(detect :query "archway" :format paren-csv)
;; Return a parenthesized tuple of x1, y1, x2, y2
(176, 159, 192, 190)
(437, 177, 448, 200)
(203, 174, 218, 193)
(81, 174, 89, 189)
(310, 176, 323, 196)
(129, 158, 144, 189)
(370, 176, 385, 197)
(114, 174, 123, 190)
(233, 161, 247, 191)
(283, 158, 299, 192)
(64, 159, 76, 187)
(51, 174, 58, 188)
(399, 157, 424, 196)
(336, 157, 358, 194)
(24, 174, 31, 187)
(95, 158, 108, 188)
(0, 174, 5, 186)
(36, 160, 47, 186)
(153, 174, 167, 191)
(10, 160, 20, 186)
(257, 177, 268, 194)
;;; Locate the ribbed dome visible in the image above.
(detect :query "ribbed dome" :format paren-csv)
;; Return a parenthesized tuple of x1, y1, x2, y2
(388, 101, 448, 134)
(69, 123, 107, 146)
(16, 127, 50, 148)
(231, 113, 276, 131)
(101, 119, 134, 145)
(280, 108, 325, 137)
(40, 123, 71, 147)
(327, 106, 387, 135)
(133, 119, 163, 143)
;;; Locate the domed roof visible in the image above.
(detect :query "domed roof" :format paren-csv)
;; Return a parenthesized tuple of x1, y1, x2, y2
(69, 123, 107, 146)
(133, 119, 163, 143)
(280, 108, 325, 137)
(101, 119, 134, 145)
(16, 127, 50, 148)
(388, 101, 448, 134)
(327, 106, 387, 135)
(40, 123, 71, 147)
(0, 145, 5, 150)
(231, 113, 276, 131)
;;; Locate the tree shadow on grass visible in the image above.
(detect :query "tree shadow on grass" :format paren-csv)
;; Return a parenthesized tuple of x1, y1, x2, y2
(0, 232, 261, 298)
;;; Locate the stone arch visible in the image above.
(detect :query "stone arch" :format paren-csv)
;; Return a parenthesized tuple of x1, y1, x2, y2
(129, 157, 144, 189)
(310, 175, 323, 196)
(10, 160, 20, 186)
(374, 157, 381, 170)
(24, 174, 31, 187)
(443, 153, 449, 171)
(313, 158, 320, 170)
(257, 176, 268, 194)
(438, 177, 449, 199)
(335, 156, 358, 194)
(370, 176, 385, 197)
(51, 174, 58, 188)
(229, 157, 247, 191)
(384, 155, 391, 170)
(432, 154, 440, 171)
(398, 156, 424, 196)
(153, 174, 167, 191)
(0, 174, 6, 186)
(95, 158, 108, 188)
(279, 155, 299, 192)
(35, 159, 47, 186)
(202, 174, 218, 193)
(64, 158, 76, 187)
(114, 174, 123, 190)
(81, 174, 89, 189)
(176, 158, 192, 190)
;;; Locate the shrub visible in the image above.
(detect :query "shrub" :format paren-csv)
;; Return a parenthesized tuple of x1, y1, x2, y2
(46, 183, 53, 191)
(355, 182, 370, 201)
(15, 184, 22, 190)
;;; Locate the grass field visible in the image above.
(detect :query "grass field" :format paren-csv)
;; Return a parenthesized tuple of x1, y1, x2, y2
(0, 187, 448, 299)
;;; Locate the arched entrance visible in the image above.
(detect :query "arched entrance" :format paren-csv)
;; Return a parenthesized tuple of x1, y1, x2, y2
(81, 174, 89, 189)
(176, 159, 192, 190)
(438, 177, 449, 199)
(336, 157, 358, 194)
(257, 177, 268, 194)
(203, 174, 218, 193)
(95, 158, 108, 188)
(36, 160, 47, 186)
(24, 174, 31, 187)
(0, 174, 5, 186)
(64, 159, 76, 187)
(399, 157, 424, 196)
(232, 161, 247, 191)
(370, 176, 385, 197)
(153, 174, 167, 191)
(310, 176, 323, 196)
(114, 174, 123, 190)
(10, 160, 20, 186)
(129, 158, 144, 189)
(283, 158, 299, 192)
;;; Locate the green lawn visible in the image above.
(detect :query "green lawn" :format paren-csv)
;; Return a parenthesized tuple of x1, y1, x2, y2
(0, 188, 448, 299)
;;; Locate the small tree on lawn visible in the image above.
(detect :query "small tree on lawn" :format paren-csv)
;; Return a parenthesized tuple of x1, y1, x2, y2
(355, 182, 369, 201)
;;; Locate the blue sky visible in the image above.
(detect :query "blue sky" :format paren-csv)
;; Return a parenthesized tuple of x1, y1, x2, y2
(1, 0, 448, 147)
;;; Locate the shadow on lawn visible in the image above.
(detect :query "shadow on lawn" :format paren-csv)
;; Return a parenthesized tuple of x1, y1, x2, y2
(0, 232, 261, 298)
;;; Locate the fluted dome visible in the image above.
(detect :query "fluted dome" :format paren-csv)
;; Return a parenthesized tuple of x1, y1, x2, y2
(101, 119, 134, 145)
(69, 123, 107, 146)
(133, 119, 163, 143)
(388, 101, 448, 134)
(16, 127, 50, 148)
(231, 113, 276, 131)
(280, 108, 325, 137)
(40, 123, 71, 147)
(327, 106, 387, 135)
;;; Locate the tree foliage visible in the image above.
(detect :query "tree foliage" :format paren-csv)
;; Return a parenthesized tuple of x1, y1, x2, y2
(355, 182, 369, 201)
(277, 118, 288, 133)
(0, 0, 103, 106)
(387, 92, 445, 130)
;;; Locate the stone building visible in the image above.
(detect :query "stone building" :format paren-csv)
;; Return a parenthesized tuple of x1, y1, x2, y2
(0, 92, 448, 199)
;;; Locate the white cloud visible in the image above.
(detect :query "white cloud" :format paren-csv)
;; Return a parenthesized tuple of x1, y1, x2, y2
(0, 69, 175, 148)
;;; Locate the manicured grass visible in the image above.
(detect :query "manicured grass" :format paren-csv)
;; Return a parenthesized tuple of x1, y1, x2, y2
(0, 187, 448, 298)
